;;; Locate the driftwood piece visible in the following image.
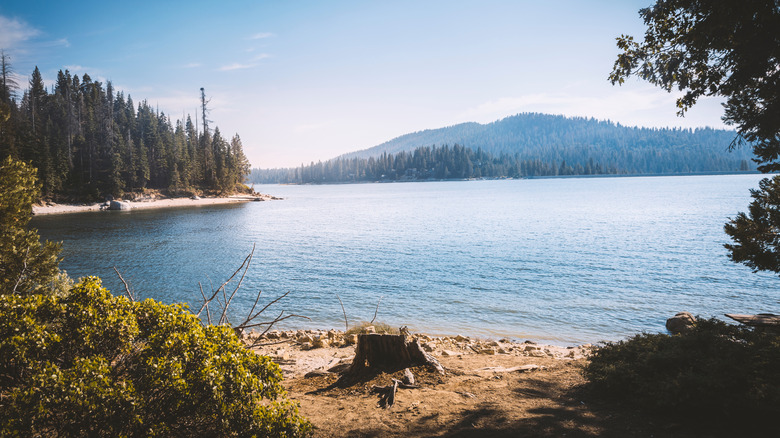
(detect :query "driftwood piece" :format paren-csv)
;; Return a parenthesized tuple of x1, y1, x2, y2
(473, 364, 544, 373)
(348, 333, 444, 374)
(725, 313, 780, 327)
(371, 380, 399, 408)
(371, 378, 419, 409)
(403, 368, 415, 386)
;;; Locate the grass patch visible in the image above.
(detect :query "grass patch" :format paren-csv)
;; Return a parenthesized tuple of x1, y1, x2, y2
(345, 321, 399, 335)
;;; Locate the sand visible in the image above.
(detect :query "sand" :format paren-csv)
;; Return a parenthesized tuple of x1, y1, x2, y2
(246, 329, 710, 437)
(32, 194, 280, 215)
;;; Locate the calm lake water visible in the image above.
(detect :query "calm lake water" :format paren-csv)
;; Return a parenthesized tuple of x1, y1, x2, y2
(32, 175, 778, 345)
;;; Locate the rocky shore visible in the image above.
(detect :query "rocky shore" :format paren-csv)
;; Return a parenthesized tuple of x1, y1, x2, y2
(246, 327, 592, 378)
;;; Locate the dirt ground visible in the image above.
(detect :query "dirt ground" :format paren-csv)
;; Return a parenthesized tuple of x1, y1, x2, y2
(250, 331, 729, 438)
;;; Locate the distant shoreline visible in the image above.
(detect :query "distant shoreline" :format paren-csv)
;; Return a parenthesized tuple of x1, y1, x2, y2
(33, 194, 281, 216)
(252, 170, 763, 186)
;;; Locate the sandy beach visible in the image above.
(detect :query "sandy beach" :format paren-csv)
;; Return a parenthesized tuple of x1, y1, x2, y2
(32, 194, 281, 215)
(244, 328, 709, 437)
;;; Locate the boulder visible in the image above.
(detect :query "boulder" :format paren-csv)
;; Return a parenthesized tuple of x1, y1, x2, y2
(108, 200, 132, 211)
(666, 311, 696, 334)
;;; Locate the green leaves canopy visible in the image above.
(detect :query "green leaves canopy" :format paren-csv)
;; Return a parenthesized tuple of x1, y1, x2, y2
(725, 175, 780, 275)
(0, 277, 311, 437)
(0, 157, 61, 295)
(610, 0, 780, 172)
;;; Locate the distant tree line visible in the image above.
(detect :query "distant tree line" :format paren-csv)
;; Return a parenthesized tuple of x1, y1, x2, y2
(251, 113, 755, 185)
(0, 53, 250, 201)
(250, 144, 628, 184)
(250, 141, 752, 185)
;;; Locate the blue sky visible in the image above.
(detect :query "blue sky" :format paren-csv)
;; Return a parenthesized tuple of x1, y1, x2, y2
(0, 0, 728, 168)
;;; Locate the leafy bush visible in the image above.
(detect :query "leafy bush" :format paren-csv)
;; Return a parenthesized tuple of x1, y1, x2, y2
(584, 318, 780, 423)
(0, 276, 311, 437)
(0, 156, 62, 295)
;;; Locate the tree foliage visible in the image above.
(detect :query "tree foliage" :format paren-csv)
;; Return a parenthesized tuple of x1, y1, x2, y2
(0, 155, 309, 436)
(0, 156, 62, 295)
(0, 56, 250, 201)
(611, 0, 780, 274)
(610, 0, 780, 173)
(724, 175, 780, 275)
(0, 277, 312, 437)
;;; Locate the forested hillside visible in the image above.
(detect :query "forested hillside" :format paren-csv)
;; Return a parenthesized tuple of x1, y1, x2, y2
(0, 55, 250, 201)
(250, 113, 755, 184)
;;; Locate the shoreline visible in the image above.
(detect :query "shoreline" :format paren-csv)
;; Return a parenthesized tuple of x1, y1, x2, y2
(32, 194, 281, 216)
(245, 328, 592, 378)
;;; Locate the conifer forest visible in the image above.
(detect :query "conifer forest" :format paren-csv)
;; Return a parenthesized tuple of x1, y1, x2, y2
(0, 56, 249, 201)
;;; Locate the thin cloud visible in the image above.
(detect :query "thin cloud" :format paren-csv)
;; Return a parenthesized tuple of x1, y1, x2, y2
(218, 55, 269, 71)
(219, 63, 255, 71)
(183, 62, 202, 68)
(249, 32, 274, 40)
(40, 38, 70, 48)
(0, 15, 40, 48)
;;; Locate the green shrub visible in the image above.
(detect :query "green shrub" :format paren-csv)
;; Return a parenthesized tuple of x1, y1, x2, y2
(0, 276, 311, 437)
(584, 318, 780, 423)
(0, 156, 62, 296)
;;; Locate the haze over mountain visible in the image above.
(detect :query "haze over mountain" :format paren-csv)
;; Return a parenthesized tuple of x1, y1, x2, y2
(251, 113, 755, 184)
(340, 113, 750, 173)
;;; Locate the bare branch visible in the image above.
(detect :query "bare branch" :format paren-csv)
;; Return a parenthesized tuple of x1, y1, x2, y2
(244, 311, 311, 349)
(12, 248, 30, 294)
(195, 250, 248, 319)
(245, 291, 291, 325)
(113, 267, 134, 301)
(370, 295, 384, 324)
(337, 294, 348, 332)
(238, 312, 311, 331)
(220, 243, 255, 324)
(192, 245, 309, 348)
(198, 281, 212, 325)
(241, 288, 264, 327)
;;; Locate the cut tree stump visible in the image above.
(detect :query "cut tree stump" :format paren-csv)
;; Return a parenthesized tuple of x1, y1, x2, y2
(348, 333, 445, 375)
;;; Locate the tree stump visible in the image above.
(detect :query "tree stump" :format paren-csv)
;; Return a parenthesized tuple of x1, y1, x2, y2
(348, 333, 444, 375)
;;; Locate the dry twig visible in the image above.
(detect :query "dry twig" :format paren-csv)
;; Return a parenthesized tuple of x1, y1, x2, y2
(193, 245, 309, 348)
(336, 294, 348, 332)
(113, 267, 134, 301)
(370, 295, 384, 324)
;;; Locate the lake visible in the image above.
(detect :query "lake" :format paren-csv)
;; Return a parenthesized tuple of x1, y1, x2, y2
(32, 175, 778, 345)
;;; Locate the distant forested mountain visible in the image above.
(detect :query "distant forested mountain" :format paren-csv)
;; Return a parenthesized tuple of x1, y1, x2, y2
(0, 58, 250, 201)
(250, 113, 755, 184)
